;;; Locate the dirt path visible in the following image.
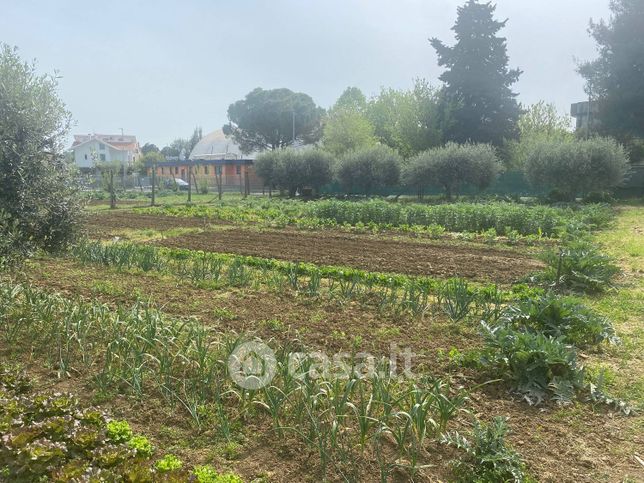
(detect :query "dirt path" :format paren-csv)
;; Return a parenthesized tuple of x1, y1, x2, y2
(153, 228, 543, 283)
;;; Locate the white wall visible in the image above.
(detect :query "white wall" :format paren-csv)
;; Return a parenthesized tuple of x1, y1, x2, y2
(72, 140, 129, 168)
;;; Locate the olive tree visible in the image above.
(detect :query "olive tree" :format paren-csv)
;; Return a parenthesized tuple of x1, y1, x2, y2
(402, 143, 502, 200)
(299, 149, 334, 194)
(0, 44, 82, 263)
(257, 148, 333, 197)
(335, 145, 401, 195)
(254, 150, 279, 197)
(524, 137, 629, 199)
(273, 149, 304, 197)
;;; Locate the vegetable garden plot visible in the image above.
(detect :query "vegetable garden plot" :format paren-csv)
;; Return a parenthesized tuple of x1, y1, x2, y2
(153, 228, 544, 283)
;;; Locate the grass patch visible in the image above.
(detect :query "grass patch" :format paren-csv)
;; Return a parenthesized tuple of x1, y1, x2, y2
(581, 205, 644, 404)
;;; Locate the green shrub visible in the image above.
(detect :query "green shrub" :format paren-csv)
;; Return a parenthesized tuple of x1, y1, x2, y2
(335, 145, 401, 195)
(257, 148, 333, 196)
(524, 137, 629, 199)
(442, 416, 531, 483)
(498, 294, 617, 347)
(481, 323, 584, 404)
(540, 240, 620, 293)
(0, 45, 83, 257)
(582, 191, 614, 204)
(402, 142, 503, 199)
(0, 210, 28, 269)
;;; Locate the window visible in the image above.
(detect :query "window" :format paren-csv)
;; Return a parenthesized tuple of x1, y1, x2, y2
(216, 166, 222, 175)
(175, 166, 179, 174)
(236, 165, 241, 175)
(84, 154, 88, 160)
(204, 166, 209, 175)
(99, 154, 106, 161)
(99, 143, 105, 150)
(161, 167, 164, 174)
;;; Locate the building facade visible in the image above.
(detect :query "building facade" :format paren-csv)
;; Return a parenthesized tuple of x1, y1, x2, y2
(148, 129, 263, 192)
(570, 101, 599, 132)
(70, 134, 141, 171)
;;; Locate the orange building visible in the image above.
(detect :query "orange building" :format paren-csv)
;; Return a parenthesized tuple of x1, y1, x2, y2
(150, 158, 262, 193)
(148, 129, 263, 192)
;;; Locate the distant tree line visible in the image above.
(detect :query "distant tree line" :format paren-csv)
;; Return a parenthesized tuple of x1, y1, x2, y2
(255, 138, 628, 201)
(249, 0, 633, 200)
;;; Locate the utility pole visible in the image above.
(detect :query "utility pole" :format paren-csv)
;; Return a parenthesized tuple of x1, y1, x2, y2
(239, 163, 243, 195)
(179, 148, 192, 203)
(151, 160, 156, 206)
(109, 169, 116, 209)
(188, 161, 192, 203)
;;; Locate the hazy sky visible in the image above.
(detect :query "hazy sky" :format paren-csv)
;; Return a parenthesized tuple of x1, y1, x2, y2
(1, 0, 610, 147)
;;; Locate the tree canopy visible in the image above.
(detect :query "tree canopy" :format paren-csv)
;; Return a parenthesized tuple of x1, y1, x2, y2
(224, 88, 324, 153)
(430, 0, 522, 146)
(578, 0, 644, 158)
(524, 137, 629, 199)
(507, 102, 574, 168)
(335, 145, 401, 195)
(322, 87, 377, 157)
(402, 143, 502, 199)
(141, 143, 159, 155)
(160, 127, 202, 159)
(366, 80, 444, 158)
(255, 148, 333, 196)
(333, 86, 368, 113)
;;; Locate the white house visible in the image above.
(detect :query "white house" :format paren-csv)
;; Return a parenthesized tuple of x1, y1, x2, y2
(70, 134, 140, 171)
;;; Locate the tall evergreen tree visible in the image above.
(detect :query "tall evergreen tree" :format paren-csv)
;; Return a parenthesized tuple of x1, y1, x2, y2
(430, 1, 522, 146)
(578, 0, 644, 157)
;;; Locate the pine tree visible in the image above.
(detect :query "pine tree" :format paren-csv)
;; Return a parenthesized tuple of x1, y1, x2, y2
(430, 0, 522, 146)
(578, 0, 644, 156)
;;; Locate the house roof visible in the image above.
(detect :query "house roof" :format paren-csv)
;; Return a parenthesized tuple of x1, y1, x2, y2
(70, 137, 122, 152)
(150, 159, 253, 168)
(189, 129, 258, 160)
(71, 134, 139, 152)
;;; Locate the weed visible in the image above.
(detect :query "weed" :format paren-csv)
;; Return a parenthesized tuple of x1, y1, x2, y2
(261, 318, 285, 332)
(213, 307, 238, 321)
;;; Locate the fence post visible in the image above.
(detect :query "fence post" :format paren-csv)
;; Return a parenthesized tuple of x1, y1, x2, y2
(151, 162, 156, 206)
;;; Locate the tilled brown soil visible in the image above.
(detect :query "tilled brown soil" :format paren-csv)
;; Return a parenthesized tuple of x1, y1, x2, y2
(84, 211, 218, 237)
(154, 228, 544, 283)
